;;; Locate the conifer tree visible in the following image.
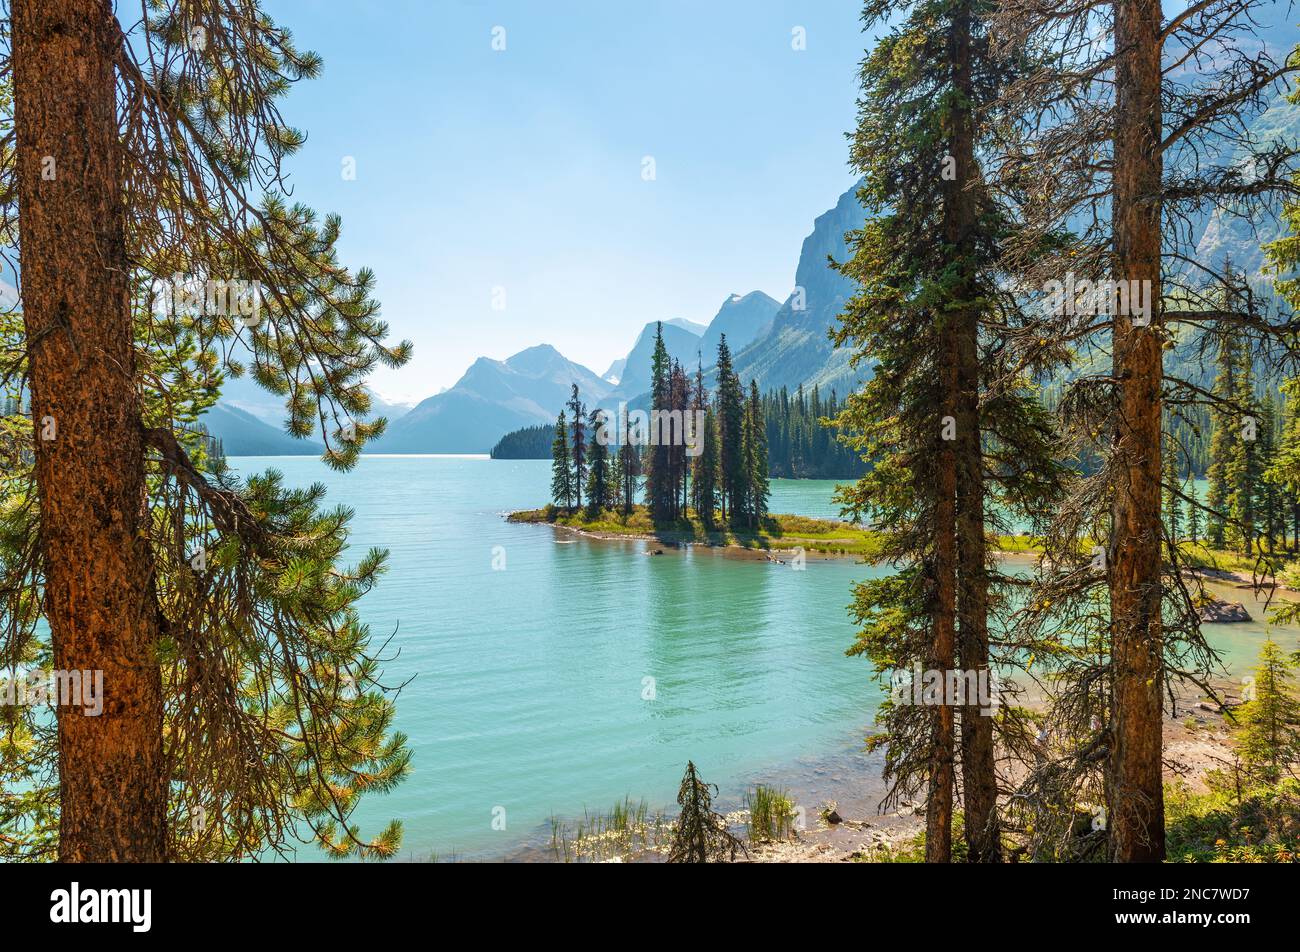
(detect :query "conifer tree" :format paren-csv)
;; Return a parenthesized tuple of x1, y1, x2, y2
(1225, 345, 1261, 555)
(1163, 432, 1182, 543)
(1258, 392, 1282, 553)
(1, 0, 413, 861)
(1186, 484, 1202, 547)
(715, 336, 746, 527)
(617, 407, 641, 516)
(1265, 380, 1300, 551)
(585, 409, 612, 514)
(746, 381, 770, 527)
(762, 387, 866, 478)
(645, 324, 674, 524)
(1260, 152, 1300, 551)
(1234, 639, 1300, 785)
(694, 408, 720, 530)
(551, 412, 574, 510)
(689, 364, 715, 522)
(834, 0, 1064, 863)
(606, 431, 623, 512)
(1206, 334, 1240, 548)
(665, 761, 746, 863)
(994, 0, 1297, 862)
(567, 385, 587, 512)
(670, 360, 691, 520)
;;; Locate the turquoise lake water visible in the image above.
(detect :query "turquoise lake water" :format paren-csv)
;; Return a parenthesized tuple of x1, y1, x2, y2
(225, 456, 1299, 861)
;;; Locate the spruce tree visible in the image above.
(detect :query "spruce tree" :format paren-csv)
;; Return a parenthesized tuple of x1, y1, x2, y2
(1163, 432, 1182, 543)
(1186, 484, 1203, 547)
(618, 407, 641, 515)
(695, 408, 720, 530)
(1264, 380, 1300, 551)
(1224, 340, 1262, 555)
(665, 761, 746, 863)
(551, 412, 573, 510)
(645, 324, 674, 524)
(715, 336, 745, 527)
(1234, 639, 1300, 786)
(1206, 334, 1240, 548)
(1258, 392, 1282, 553)
(833, 0, 1063, 863)
(689, 364, 714, 521)
(586, 408, 612, 515)
(1259, 148, 1300, 550)
(567, 385, 587, 512)
(747, 381, 770, 526)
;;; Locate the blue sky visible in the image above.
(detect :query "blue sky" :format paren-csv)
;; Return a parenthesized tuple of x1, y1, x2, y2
(260, 0, 873, 402)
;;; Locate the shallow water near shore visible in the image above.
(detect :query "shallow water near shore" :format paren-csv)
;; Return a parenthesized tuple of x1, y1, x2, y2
(226, 455, 1296, 861)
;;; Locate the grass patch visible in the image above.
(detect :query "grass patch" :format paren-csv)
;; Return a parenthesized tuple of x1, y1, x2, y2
(1166, 779, 1300, 863)
(548, 797, 671, 863)
(1178, 541, 1291, 579)
(744, 785, 797, 843)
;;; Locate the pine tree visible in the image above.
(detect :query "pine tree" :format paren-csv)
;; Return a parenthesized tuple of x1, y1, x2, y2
(551, 412, 574, 510)
(618, 407, 641, 515)
(567, 384, 587, 512)
(689, 364, 713, 520)
(676, 361, 693, 518)
(1, 0, 412, 861)
(1163, 431, 1182, 543)
(1186, 484, 1203, 547)
(606, 428, 623, 511)
(996, 0, 1298, 863)
(1206, 334, 1239, 548)
(1234, 640, 1300, 786)
(1264, 380, 1300, 551)
(832, 0, 1064, 863)
(665, 761, 746, 863)
(1258, 392, 1282, 554)
(746, 381, 770, 527)
(695, 408, 720, 530)
(585, 408, 612, 514)
(1224, 337, 1262, 555)
(645, 324, 674, 524)
(715, 336, 746, 527)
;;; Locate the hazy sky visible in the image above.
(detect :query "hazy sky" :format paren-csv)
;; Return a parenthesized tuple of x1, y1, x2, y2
(259, 0, 872, 402)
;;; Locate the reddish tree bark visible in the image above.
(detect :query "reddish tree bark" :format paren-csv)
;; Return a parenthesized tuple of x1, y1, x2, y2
(1107, 0, 1167, 863)
(13, 0, 167, 861)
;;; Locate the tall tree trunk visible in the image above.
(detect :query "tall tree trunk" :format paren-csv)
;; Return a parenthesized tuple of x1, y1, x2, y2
(1108, 0, 1166, 863)
(928, 342, 959, 864)
(949, 1, 999, 864)
(13, 0, 167, 861)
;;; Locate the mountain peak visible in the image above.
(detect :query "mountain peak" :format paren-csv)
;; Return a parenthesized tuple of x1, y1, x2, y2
(698, 289, 782, 365)
(720, 290, 779, 310)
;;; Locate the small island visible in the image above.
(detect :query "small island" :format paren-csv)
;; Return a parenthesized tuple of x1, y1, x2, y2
(508, 505, 1043, 561)
(509, 504, 879, 557)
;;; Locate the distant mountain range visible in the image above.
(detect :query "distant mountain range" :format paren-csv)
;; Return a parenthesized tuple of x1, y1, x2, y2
(206, 403, 324, 456)
(371, 344, 611, 454)
(206, 82, 1298, 458)
(202, 371, 411, 456)
(197, 178, 878, 454)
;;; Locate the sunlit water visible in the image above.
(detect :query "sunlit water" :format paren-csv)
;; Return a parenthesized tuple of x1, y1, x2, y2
(224, 456, 1298, 860)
